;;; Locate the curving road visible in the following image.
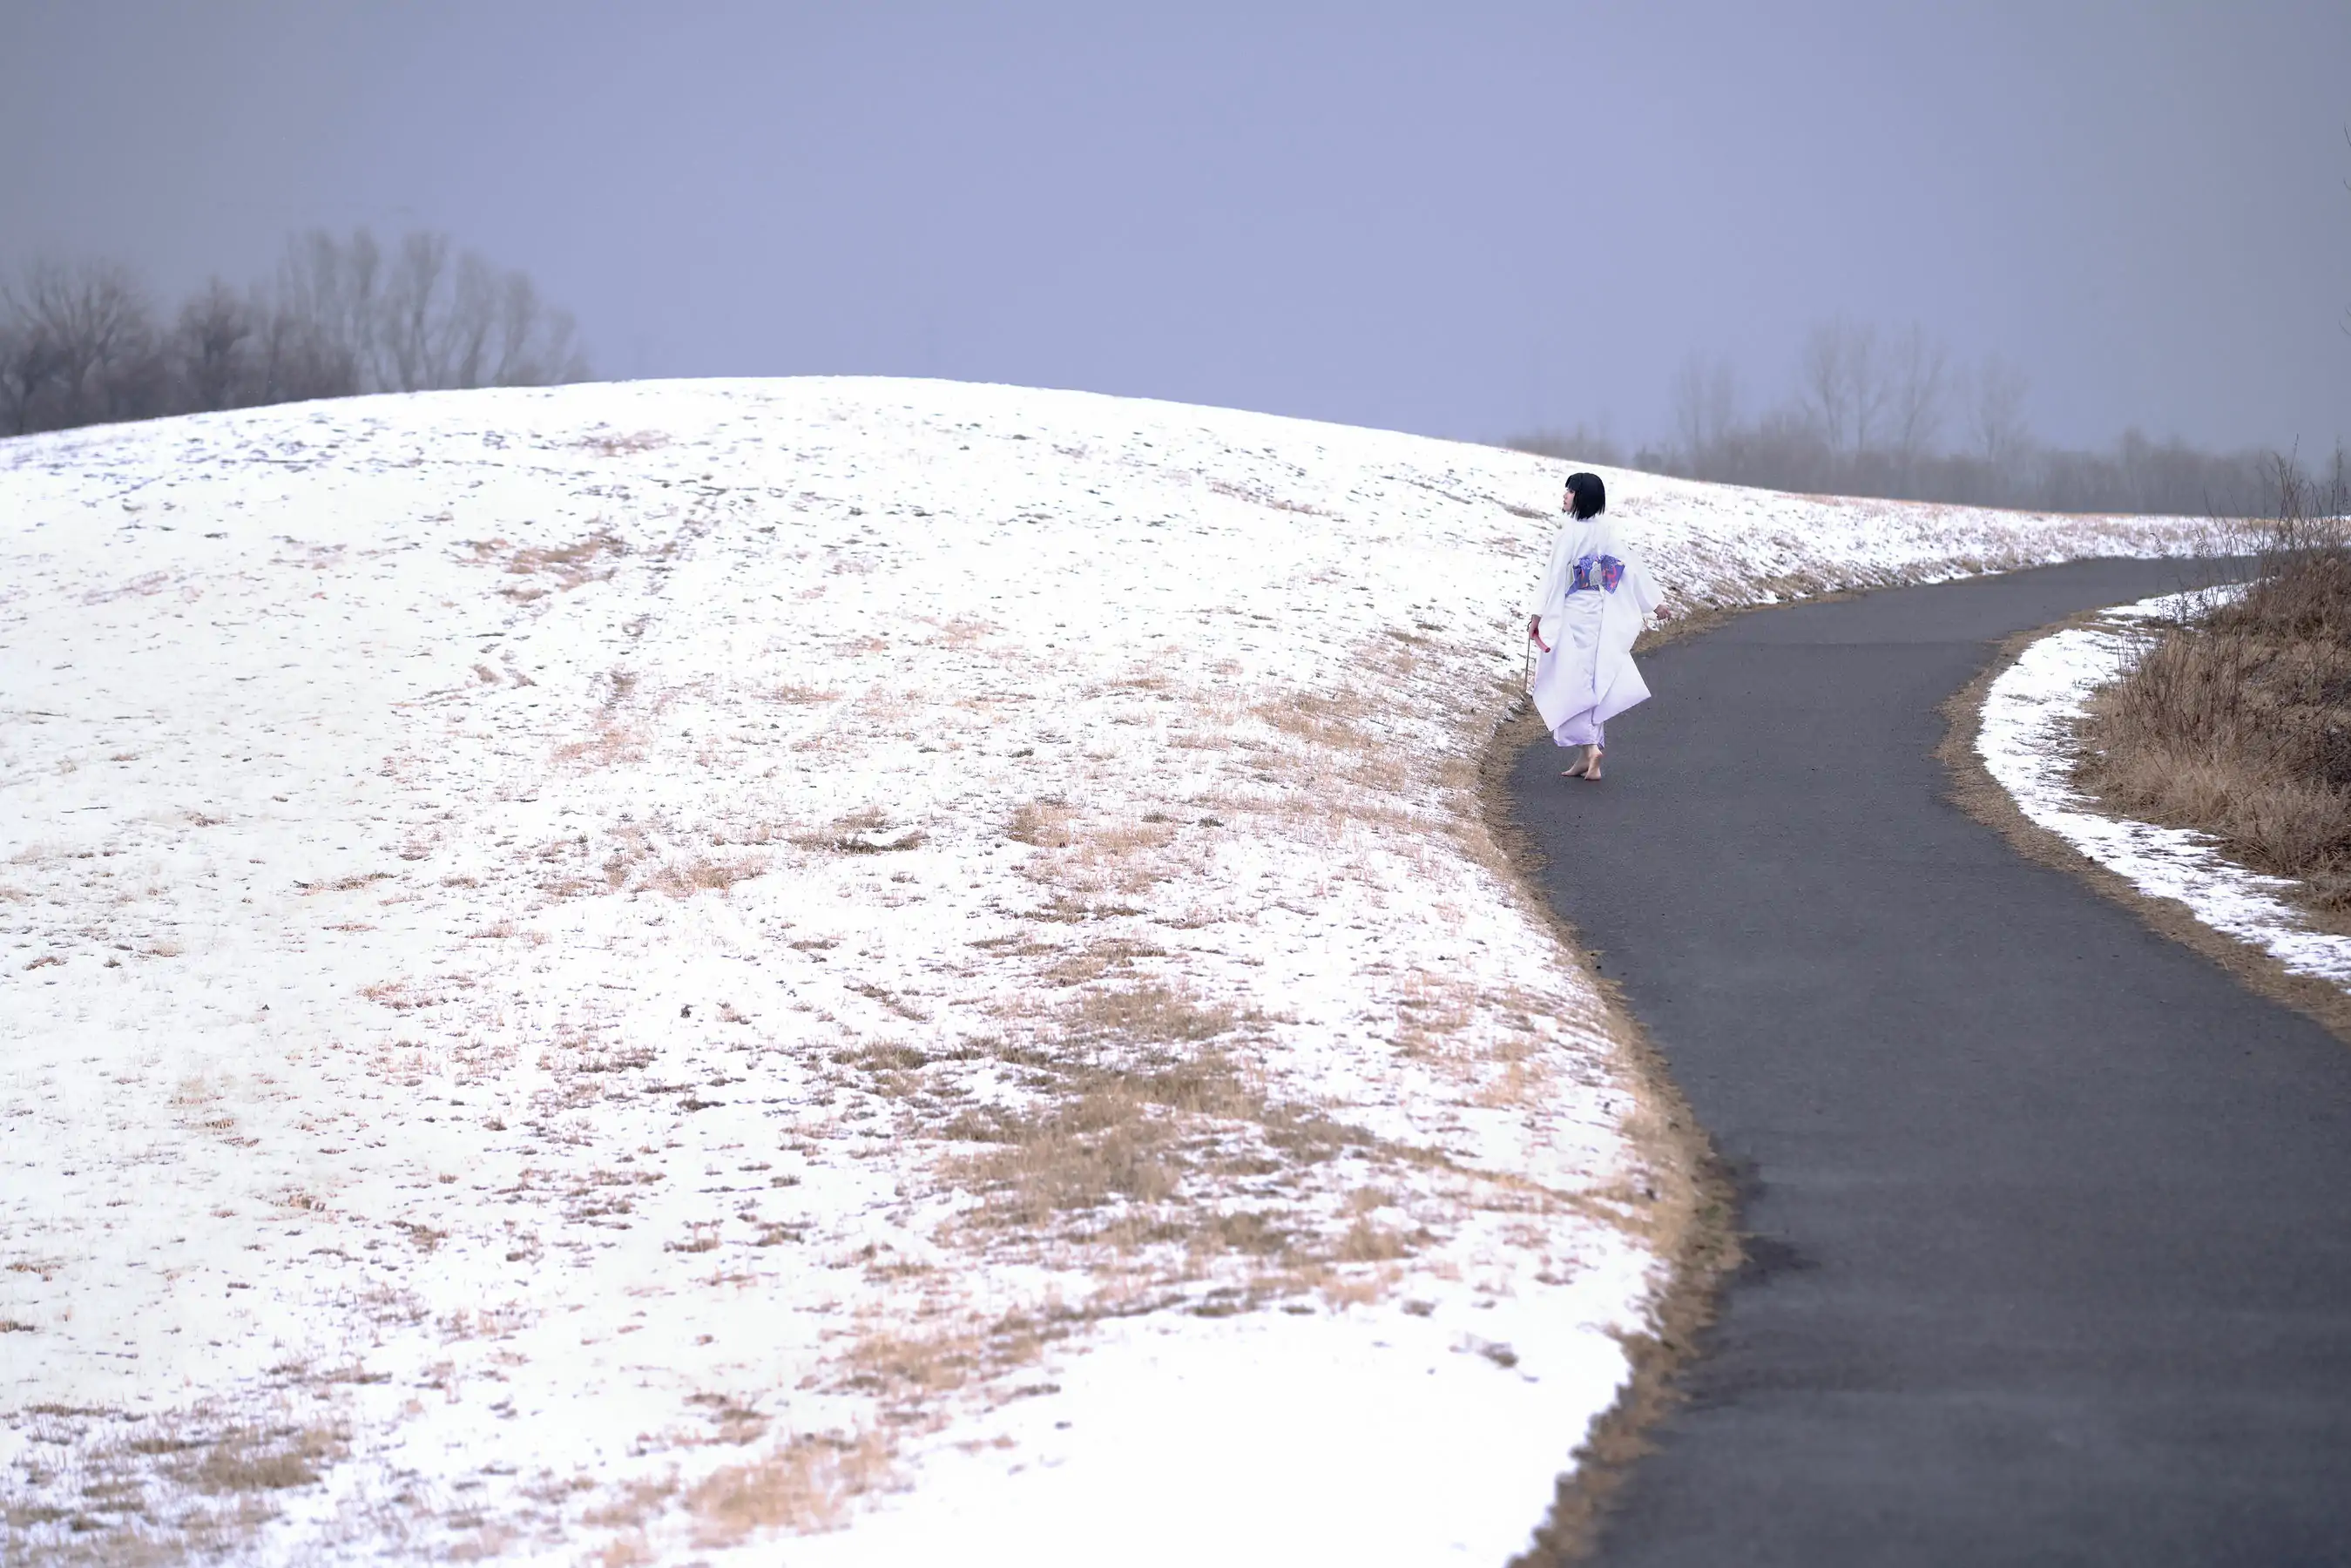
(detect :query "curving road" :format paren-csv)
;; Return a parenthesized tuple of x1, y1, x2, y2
(1510, 559, 2351, 1565)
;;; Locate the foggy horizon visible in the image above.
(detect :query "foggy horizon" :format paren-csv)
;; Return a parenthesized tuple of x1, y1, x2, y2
(4, 1, 2347, 458)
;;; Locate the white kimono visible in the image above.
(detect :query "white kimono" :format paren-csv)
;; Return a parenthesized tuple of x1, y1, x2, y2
(1527, 515, 1661, 748)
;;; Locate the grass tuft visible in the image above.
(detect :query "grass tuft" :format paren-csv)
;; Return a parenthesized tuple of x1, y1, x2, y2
(684, 1434, 891, 1544)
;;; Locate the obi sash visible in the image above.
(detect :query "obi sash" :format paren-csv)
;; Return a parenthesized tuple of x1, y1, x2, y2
(1569, 553, 1626, 593)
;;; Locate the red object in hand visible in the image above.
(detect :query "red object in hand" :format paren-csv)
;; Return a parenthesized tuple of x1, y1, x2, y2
(1527, 615, 1550, 653)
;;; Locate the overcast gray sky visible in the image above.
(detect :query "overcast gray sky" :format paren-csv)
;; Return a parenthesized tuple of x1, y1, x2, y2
(3, 1, 2347, 453)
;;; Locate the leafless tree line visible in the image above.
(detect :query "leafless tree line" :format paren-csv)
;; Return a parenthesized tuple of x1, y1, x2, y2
(1657, 319, 2294, 517)
(1511, 317, 2307, 519)
(0, 228, 590, 437)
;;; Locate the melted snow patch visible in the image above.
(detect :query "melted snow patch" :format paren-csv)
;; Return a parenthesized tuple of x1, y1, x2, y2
(785, 1301, 1632, 1567)
(1980, 588, 2351, 989)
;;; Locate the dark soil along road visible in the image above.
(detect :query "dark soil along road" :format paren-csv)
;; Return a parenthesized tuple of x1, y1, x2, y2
(1510, 559, 2351, 1565)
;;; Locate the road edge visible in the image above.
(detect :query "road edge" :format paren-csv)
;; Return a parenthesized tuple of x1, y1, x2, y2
(1940, 616, 2351, 1050)
(1477, 701, 1741, 1565)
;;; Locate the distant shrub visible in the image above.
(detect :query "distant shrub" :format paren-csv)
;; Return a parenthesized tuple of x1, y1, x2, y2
(2080, 452, 2351, 903)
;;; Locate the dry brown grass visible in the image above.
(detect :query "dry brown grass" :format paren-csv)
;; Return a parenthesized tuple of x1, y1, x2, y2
(926, 615, 996, 647)
(510, 531, 625, 583)
(1203, 476, 1337, 518)
(640, 855, 769, 897)
(840, 1328, 986, 1401)
(1256, 691, 1380, 752)
(577, 429, 671, 456)
(556, 713, 647, 769)
(1040, 937, 1166, 987)
(1084, 820, 1179, 857)
(1006, 800, 1078, 848)
(954, 1085, 1183, 1221)
(359, 978, 445, 1010)
(667, 1223, 724, 1254)
(463, 529, 627, 599)
(1068, 981, 1234, 1044)
(685, 1434, 892, 1544)
(1390, 970, 1477, 1058)
(579, 1475, 677, 1531)
(1334, 1217, 1414, 1261)
(789, 806, 923, 855)
(1196, 1208, 1291, 1255)
(1010, 808, 1184, 896)
(2080, 459, 2351, 908)
(0, 1406, 355, 1567)
(946, 1040, 1268, 1230)
(176, 1423, 346, 1494)
(299, 871, 390, 895)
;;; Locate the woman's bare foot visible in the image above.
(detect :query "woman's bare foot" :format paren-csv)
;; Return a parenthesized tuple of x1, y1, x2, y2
(1560, 752, 1589, 779)
(1581, 745, 1604, 781)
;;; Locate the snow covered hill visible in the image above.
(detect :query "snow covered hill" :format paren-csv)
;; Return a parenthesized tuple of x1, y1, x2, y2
(0, 378, 2196, 1565)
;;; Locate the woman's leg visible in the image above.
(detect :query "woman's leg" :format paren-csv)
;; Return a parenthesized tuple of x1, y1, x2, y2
(1556, 712, 1604, 777)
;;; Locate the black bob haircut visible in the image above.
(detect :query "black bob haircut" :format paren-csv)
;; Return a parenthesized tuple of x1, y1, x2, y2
(1564, 471, 1607, 520)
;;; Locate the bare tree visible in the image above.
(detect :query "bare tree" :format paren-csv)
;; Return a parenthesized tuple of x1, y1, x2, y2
(274, 226, 589, 395)
(1670, 354, 1740, 468)
(484, 267, 586, 388)
(0, 260, 164, 433)
(0, 229, 586, 436)
(0, 308, 64, 435)
(1969, 354, 2032, 468)
(1799, 318, 1888, 459)
(1798, 322, 1849, 455)
(275, 227, 385, 389)
(1885, 323, 1949, 471)
(169, 280, 259, 411)
(249, 297, 359, 405)
(1587, 314, 2290, 516)
(1501, 423, 1625, 466)
(378, 230, 456, 390)
(153, 226, 591, 401)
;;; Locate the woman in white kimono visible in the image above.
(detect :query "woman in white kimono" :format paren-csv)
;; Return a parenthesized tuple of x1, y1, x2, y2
(1526, 471, 1668, 781)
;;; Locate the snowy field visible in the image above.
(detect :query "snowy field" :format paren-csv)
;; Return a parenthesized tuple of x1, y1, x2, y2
(1980, 591, 2351, 994)
(1, 378, 2197, 1565)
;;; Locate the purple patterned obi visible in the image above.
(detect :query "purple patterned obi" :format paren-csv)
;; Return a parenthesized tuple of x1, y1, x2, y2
(1569, 553, 1626, 593)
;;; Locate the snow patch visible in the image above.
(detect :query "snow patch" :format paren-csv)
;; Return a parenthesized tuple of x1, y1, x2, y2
(1979, 587, 2351, 990)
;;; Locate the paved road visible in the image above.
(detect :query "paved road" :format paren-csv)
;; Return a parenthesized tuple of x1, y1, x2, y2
(1510, 559, 2351, 1566)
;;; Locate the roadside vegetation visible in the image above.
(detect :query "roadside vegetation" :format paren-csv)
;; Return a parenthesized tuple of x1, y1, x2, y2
(0, 228, 589, 436)
(2078, 452, 2351, 908)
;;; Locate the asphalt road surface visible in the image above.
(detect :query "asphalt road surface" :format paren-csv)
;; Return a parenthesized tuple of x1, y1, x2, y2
(1510, 558, 2351, 1566)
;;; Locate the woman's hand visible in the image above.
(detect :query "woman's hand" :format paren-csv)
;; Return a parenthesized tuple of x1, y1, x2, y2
(1526, 614, 1550, 653)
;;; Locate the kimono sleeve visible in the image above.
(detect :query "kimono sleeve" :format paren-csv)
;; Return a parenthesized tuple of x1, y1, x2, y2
(1527, 526, 1575, 620)
(1620, 552, 1663, 618)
